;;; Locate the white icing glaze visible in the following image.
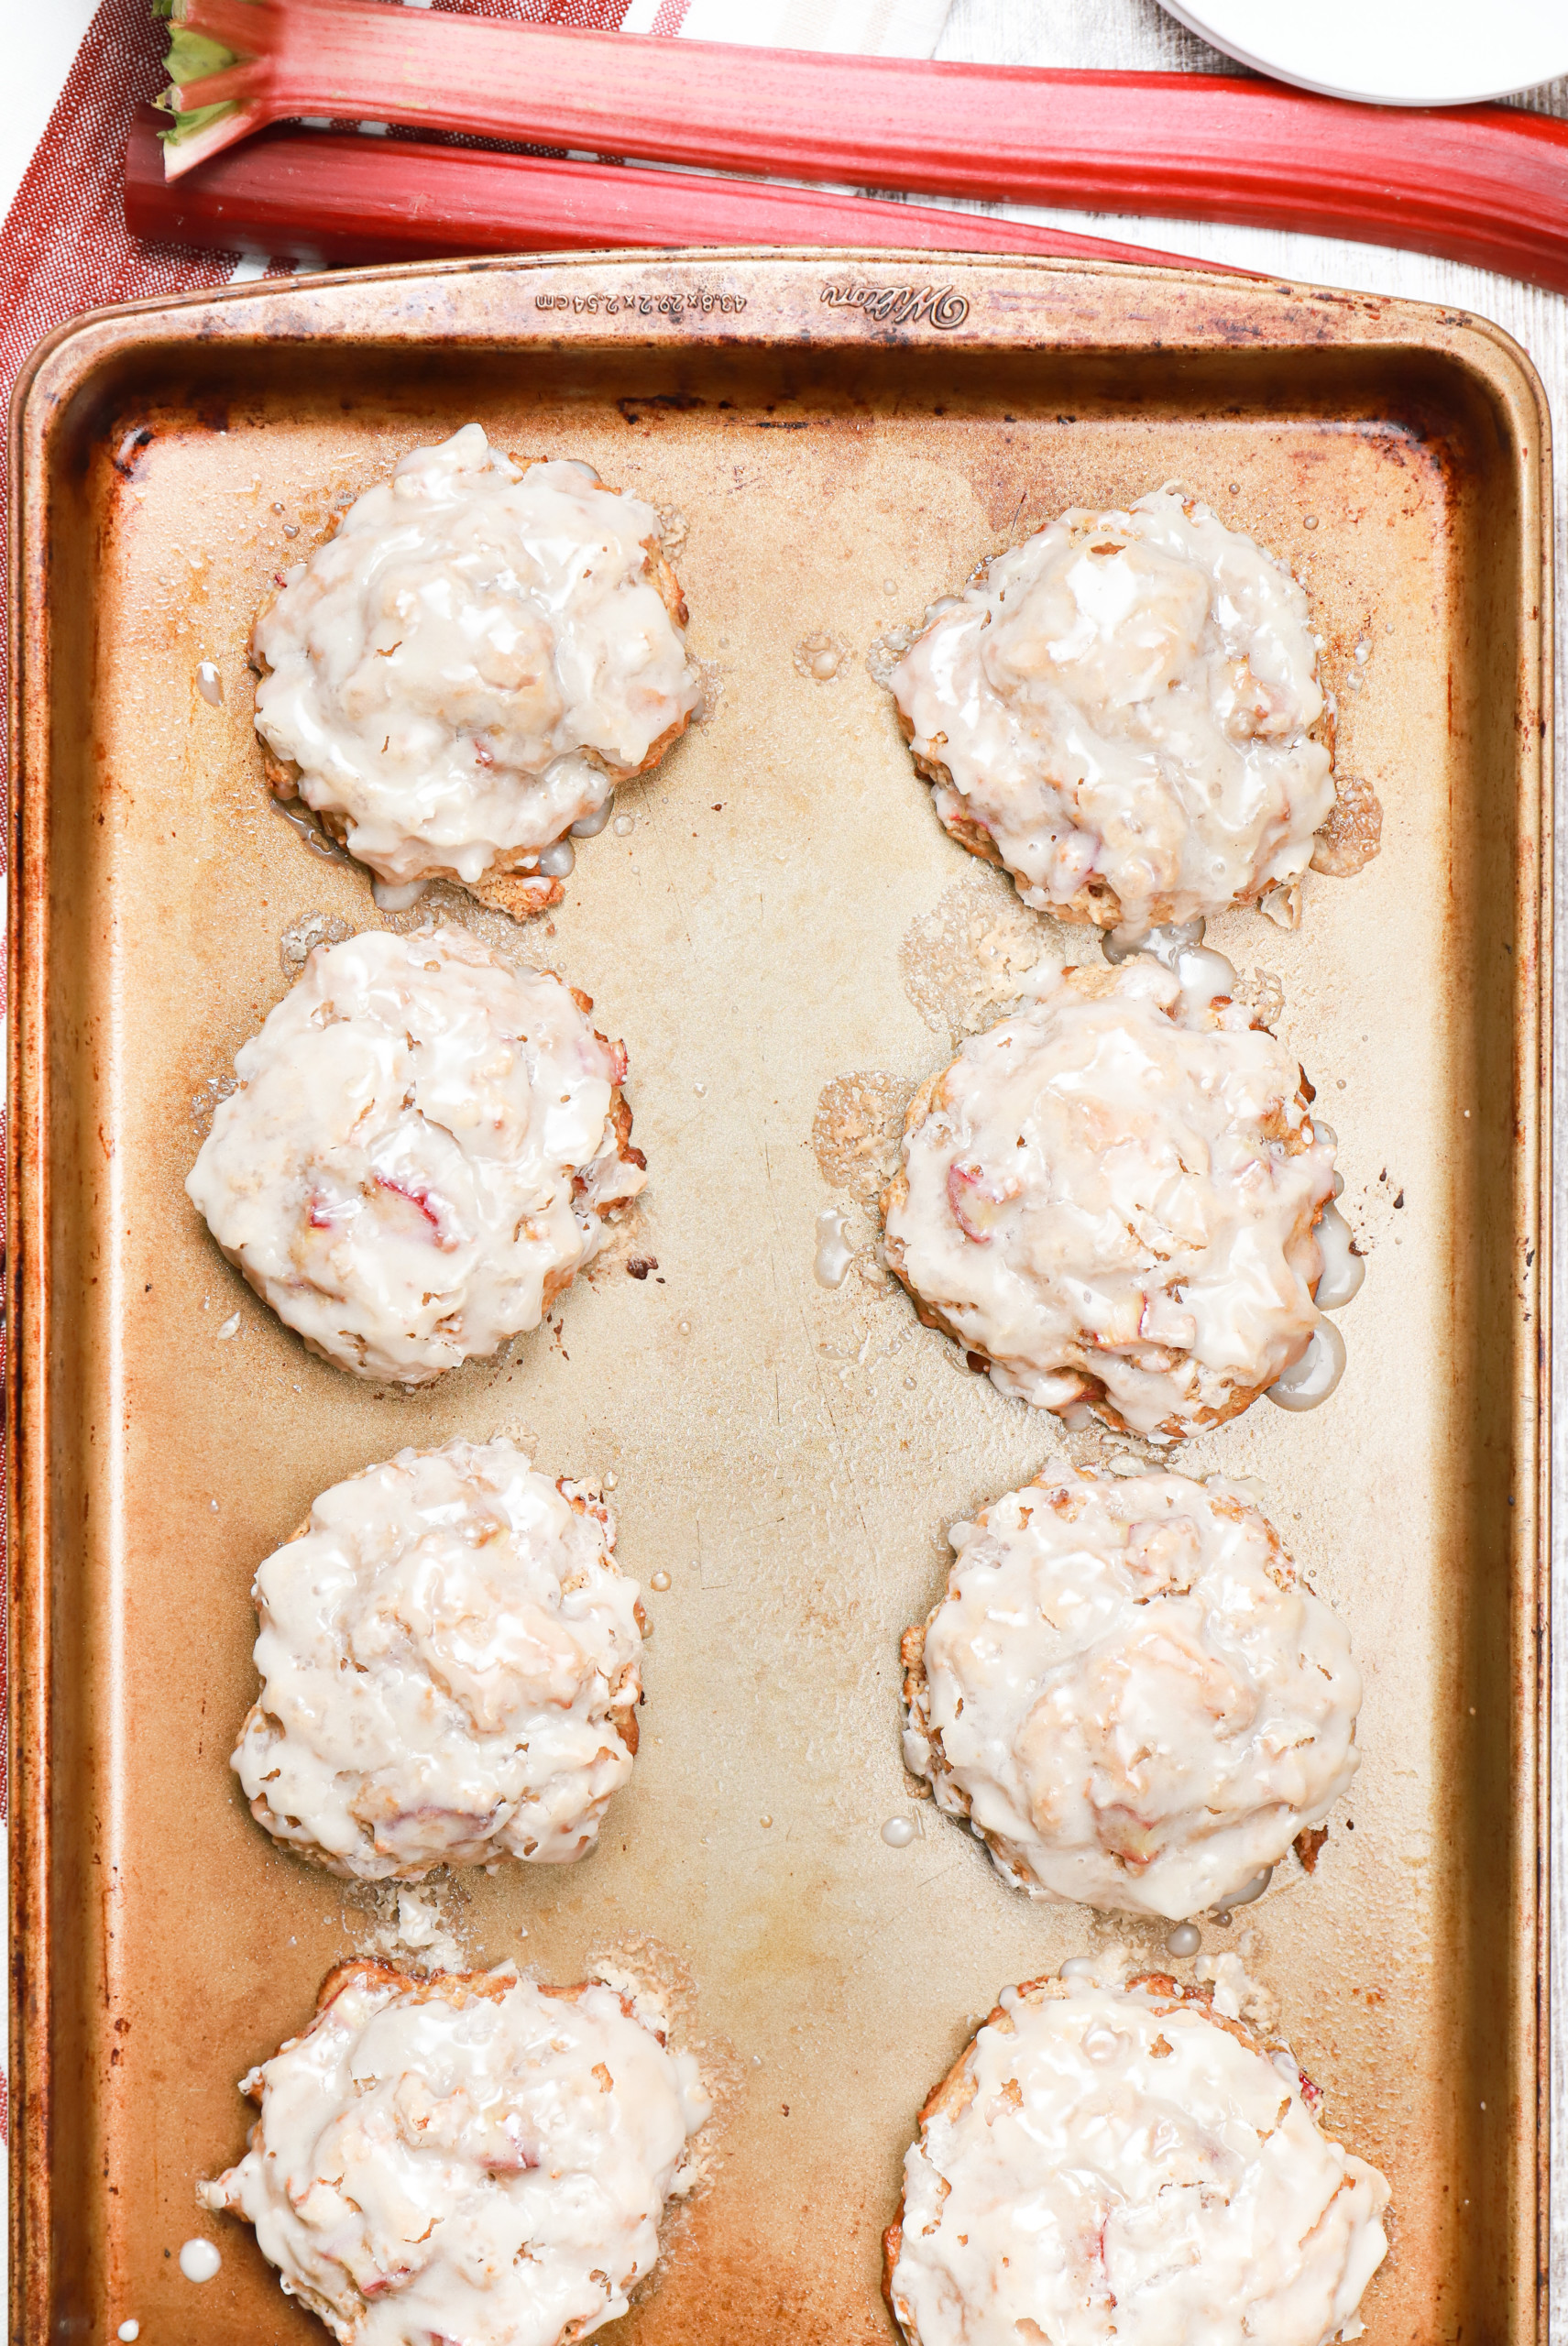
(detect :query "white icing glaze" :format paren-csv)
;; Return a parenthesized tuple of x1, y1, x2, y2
(887, 1977, 1389, 2346)
(253, 424, 700, 890)
(1266, 1320, 1348, 1411)
(903, 1468, 1361, 1920)
(1312, 1203, 1365, 1310)
(186, 925, 644, 1385)
(570, 795, 616, 839)
(371, 877, 430, 914)
(1214, 1864, 1273, 1910)
(1100, 915, 1242, 1025)
(889, 485, 1334, 930)
(883, 959, 1338, 1437)
(234, 1439, 643, 1880)
(814, 1207, 855, 1288)
(367, 1887, 466, 1973)
(1195, 1949, 1277, 2029)
(200, 1964, 710, 2346)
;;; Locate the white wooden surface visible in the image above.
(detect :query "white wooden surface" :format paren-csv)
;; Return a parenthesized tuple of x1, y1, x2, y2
(2, 0, 100, 222)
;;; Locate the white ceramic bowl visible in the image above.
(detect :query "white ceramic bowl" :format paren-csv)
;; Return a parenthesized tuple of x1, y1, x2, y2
(1160, 0, 1568, 106)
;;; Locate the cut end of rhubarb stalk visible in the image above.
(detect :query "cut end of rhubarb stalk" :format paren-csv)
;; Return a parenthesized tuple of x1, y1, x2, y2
(153, 0, 259, 176)
(158, 97, 251, 173)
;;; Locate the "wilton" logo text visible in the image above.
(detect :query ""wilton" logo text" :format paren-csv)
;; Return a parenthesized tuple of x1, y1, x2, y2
(819, 282, 970, 330)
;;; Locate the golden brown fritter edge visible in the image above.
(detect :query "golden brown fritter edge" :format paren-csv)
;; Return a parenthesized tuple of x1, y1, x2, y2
(310, 1955, 659, 2021)
(250, 477, 695, 923)
(881, 1973, 1299, 2341)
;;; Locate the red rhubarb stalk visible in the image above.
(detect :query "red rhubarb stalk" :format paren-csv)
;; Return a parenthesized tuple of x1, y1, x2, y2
(124, 110, 1239, 273)
(158, 0, 1568, 292)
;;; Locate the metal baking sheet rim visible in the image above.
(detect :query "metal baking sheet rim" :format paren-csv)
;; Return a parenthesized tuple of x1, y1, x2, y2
(4, 247, 1555, 2341)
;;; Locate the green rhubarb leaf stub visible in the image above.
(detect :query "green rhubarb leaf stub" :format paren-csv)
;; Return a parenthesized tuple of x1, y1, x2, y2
(153, 3, 242, 148)
(164, 23, 239, 84)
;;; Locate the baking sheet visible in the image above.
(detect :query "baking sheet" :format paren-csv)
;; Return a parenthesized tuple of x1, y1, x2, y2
(6, 249, 1552, 2343)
